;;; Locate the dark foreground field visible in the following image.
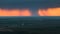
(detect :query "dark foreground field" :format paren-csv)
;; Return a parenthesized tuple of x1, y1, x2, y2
(0, 16, 60, 34)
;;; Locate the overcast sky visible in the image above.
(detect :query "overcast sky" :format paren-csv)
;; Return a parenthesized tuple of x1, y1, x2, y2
(0, 0, 60, 9)
(0, 0, 59, 16)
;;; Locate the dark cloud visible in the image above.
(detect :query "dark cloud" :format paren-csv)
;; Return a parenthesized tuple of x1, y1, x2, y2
(0, 0, 60, 9)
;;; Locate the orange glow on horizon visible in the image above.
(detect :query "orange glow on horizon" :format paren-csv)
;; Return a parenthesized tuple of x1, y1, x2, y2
(21, 9, 31, 16)
(0, 8, 60, 16)
(38, 8, 60, 16)
(0, 9, 31, 16)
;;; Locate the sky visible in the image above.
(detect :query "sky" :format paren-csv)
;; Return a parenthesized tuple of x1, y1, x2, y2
(0, 0, 60, 16)
(0, 0, 60, 9)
